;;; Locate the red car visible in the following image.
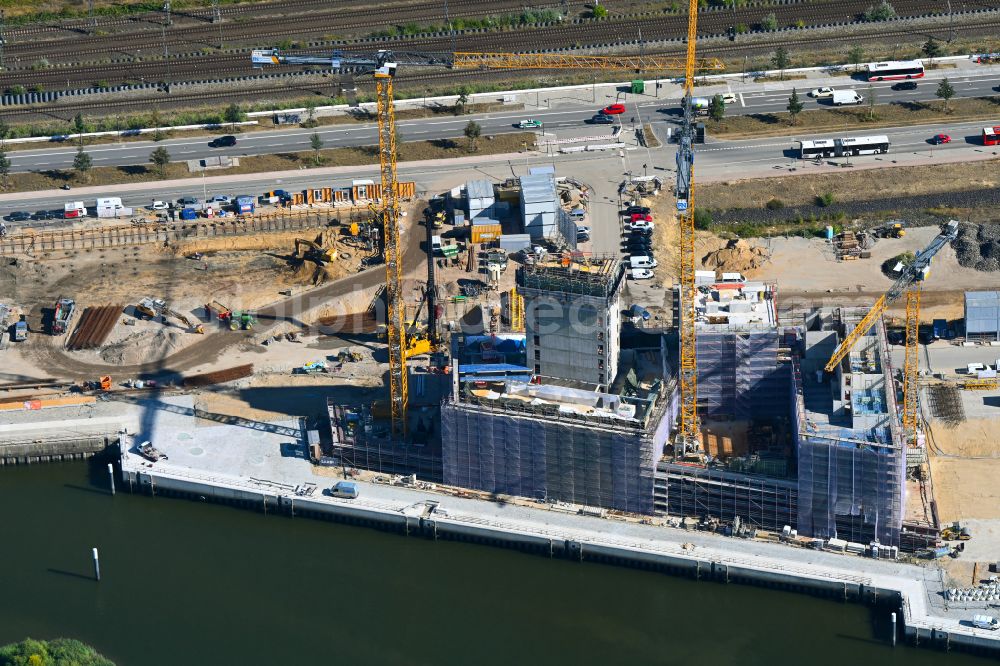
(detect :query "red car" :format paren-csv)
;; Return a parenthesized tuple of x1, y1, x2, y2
(601, 103, 626, 115)
(630, 213, 653, 222)
(932, 133, 951, 144)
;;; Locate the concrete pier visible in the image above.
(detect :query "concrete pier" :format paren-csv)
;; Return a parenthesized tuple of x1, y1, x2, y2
(120, 444, 1000, 656)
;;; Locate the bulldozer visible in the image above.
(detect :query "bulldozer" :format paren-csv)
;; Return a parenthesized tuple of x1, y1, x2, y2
(941, 521, 971, 541)
(874, 222, 905, 239)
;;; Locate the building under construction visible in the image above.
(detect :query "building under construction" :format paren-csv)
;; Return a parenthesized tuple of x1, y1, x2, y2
(440, 257, 669, 514)
(517, 257, 624, 389)
(655, 290, 907, 547)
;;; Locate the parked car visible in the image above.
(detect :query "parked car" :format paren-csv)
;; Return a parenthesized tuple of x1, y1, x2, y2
(210, 194, 233, 205)
(629, 268, 655, 280)
(176, 197, 199, 206)
(588, 114, 615, 125)
(892, 81, 918, 91)
(625, 205, 651, 216)
(151, 200, 169, 210)
(626, 219, 654, 233)
(33, 210, 56, 220)
(629, 304, 652, 321)
(809, 87, 835, 99)
(720, 92, 737, 105)
(576, 225, 591, 241)
(931, 133, 951, 145)
(630, 212, 653, 223)
(209, 135, 237, 148)
(601, 103, 626, 115)
(6, 211, 31, 222)
(517, 119, 542, 129)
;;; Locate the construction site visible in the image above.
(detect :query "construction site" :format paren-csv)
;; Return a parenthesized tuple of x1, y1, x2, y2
(0, 1, 999, 623)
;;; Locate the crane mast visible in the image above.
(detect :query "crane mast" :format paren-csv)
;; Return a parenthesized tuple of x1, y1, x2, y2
(372, 58, 409, 435)
(675, 0, 701, 450)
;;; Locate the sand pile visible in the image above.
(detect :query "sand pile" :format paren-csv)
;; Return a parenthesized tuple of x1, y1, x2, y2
(100, 328, 182, 365)
(702, 239, 769, 275)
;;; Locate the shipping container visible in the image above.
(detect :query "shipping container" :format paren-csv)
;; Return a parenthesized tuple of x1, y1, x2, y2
(471, 224, 501, 243)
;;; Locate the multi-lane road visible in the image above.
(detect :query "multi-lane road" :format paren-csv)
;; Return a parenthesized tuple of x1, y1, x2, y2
(6, 66, 999, 175)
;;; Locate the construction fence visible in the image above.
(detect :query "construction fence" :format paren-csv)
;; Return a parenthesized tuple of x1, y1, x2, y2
(0, 209, 343, 255)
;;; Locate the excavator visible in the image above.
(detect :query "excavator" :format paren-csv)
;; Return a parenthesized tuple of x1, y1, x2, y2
(294, 237, 337, 266)
(135, 297, 204, 333)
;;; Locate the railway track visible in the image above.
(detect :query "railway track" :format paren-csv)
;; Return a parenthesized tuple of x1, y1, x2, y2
(2, 8, 998, 121)
(1, 0, 562, 65)
(3, 0, 996, 91)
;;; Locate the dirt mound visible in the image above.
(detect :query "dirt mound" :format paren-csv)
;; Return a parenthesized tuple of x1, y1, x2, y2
(952, 223, 1000, 272)
(99, 328, 183, 365)
(701, 239, 769, 275)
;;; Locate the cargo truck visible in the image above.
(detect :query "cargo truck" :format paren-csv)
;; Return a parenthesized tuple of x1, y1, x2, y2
(235, 196, 255, 214)
(52, 297, 75, 335)
(64, 201, 86, 219)
(13, 316, 27, 341)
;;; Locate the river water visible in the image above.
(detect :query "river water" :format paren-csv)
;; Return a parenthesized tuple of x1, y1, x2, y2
(0, 461, 993, 666)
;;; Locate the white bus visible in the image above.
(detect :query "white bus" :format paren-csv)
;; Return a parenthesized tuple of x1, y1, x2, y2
(794, 135, 890, 159)
(867, 60, 925, 81)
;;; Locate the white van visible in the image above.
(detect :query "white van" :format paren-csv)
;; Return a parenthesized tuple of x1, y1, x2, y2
(330, 481, 359, 499)
(630, 255, 658, 269)
(973, 614, 999, 630)
(431, 235, 443, 254)
(831, 90, 863, 106)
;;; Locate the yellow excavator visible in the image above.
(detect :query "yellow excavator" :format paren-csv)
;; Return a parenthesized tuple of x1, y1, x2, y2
(294, 237, 337, 266)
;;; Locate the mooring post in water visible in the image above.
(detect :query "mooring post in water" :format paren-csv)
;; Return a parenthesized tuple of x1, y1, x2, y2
(107, 463, 115, 496)
(92, 547, 101, 582)
(891, 612, 897, 647)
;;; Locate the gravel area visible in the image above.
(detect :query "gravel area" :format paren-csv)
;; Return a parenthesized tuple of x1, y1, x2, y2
(952, 222, 1000, 272)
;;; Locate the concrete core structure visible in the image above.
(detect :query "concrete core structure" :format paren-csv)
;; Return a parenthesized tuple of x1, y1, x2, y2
(518, 257, 624, 388)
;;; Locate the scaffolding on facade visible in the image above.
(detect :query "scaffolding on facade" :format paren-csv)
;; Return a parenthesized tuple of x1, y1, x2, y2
(696, 330, 790, 421)
(325, 401, 443, 482)
(516, 256, 622, 298)
(654, 462, 798, 531)
(440, 381, 667, 514)
(793, 316, 905, 547)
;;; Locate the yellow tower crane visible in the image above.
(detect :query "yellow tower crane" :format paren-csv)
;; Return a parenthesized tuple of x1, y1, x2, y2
(251, 47, 722, 436)
(823, 221, 958, 445)
(674, 0, 703, 454)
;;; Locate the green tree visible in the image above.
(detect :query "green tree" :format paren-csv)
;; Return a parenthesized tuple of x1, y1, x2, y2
(464, 120, 482, 151)
(303, 99, 318, 127)
(309, 132, 324, 166)
(0, 119, 10, 147)
(0, 637, 115, 666)
(760, 12, 778, 31)
(72, 147, 92, 182)
(786, 88, 804, 125)
(223, 103, 245, 130)
(922, 37, 943, 61)
(149, 146, 171, 178)
(592, 3, 608, 18)
(864, 0, 896, 21)
(847, 45, 865, 71)
(454, 87, 470, 115)
(936, 77, 955, 111)
(0, 149, 11, 190)
(709, 94, 726, 122)
(771, 46, 790, 80)
(693, 207, 713, 230)
(72, 113, 87, 147)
